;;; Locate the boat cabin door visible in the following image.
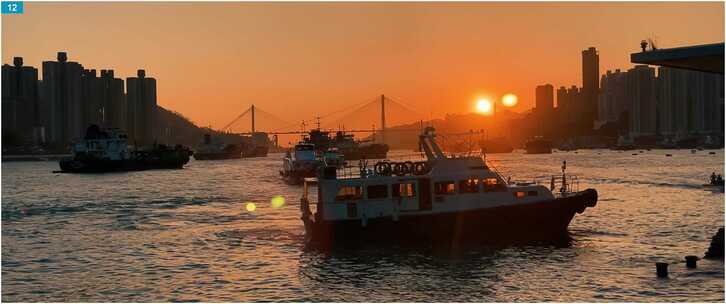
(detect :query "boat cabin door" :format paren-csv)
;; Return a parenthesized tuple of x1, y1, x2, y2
(418, 178, 432, 211)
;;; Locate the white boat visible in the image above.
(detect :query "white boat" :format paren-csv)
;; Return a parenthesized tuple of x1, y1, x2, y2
(300, 127, 598, 246)
(280, 143, 321, 185)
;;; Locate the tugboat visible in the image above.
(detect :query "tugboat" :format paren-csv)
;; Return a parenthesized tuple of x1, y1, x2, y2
(58, 125, 191, 173)
(280, 142, 321, 185)
(299, 127, 598, 246)
(525, 136, 552, 154)
(193, 134, 242, 160)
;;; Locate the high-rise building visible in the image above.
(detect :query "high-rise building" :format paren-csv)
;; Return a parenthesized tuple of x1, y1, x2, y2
(535, 84, 554, 113)
(582, 47, 600, 127)
(81, 69, 104, 130)
(627, 65, 657, 137)
(657, 67, 724, 138)
(597, 69, 628, 124)
(126, 69, 157, 146)
(42, 52, 85, 144)
(100, 69, 126, 130)
(1, 57, 40, 143)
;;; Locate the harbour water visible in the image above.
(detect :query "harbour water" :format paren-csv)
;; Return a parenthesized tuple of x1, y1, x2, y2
(2, 149, 724, 302)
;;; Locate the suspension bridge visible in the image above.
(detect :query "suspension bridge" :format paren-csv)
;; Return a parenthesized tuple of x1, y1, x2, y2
(221, 95, 427, 139)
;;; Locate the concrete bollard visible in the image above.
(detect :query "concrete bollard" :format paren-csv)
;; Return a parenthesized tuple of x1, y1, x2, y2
(685, 255, 698, 268)
(656, 262, 669, 278)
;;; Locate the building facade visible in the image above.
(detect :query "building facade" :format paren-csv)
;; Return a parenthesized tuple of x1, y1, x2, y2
(100, 69, 127, 130)
(581, 47, 600, 127)
(1, 57, 40, 144)
(597, 69, 628, 124)
(126, 69, 157, 146)
(535, 84, 554, 113)
(627, 65, 657, 137)
(42, 52, 86, 144)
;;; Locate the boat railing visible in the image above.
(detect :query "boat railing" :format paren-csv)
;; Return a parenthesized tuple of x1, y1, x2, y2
(379, 152, 428, 162)
(550, 174, 580, 197)
(509, 174, 579, 197)
(484, 159, 511, 184)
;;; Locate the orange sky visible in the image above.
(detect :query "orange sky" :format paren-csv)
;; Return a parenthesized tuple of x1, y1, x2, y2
(2, 2, 723, 133)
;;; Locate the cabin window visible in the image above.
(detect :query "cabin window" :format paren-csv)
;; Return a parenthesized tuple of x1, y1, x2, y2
(392, 183, 415, 198)
(335, 186, 363, 201)
(459, 178, 480, 193)
(434, 181, 456, 195)
(514, 191, 526, 198)
(528, 190, 538, 196)
(483, 178, 507, 192)
(367, 185, 388, 199)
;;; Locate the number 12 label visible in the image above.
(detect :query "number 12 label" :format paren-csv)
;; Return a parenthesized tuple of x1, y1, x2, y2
(2, 2, 24, 14)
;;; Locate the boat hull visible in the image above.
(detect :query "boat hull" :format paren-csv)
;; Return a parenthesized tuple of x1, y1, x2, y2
(193, 152, 242, 160)
(58, 148, 191, 173)
(304, 189, 597, 246)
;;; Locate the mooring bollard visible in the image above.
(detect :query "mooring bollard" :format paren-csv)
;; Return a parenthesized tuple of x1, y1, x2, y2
(656, 262, 669, 278)
(685, 255, 698, 268)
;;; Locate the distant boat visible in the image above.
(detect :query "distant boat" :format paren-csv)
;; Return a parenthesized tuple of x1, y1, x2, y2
(193, 134, 242, 160)
(480, 137, 513, 154)
(525, 136, 552, 154)
(58, 125, 191, 173)
(280, 143, 321, 185)
(241, 132, 270, 158)
(303, 129, 389, 160)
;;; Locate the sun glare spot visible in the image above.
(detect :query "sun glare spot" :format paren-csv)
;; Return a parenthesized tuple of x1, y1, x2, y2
(271, 195, 285, 208)
(502, 94, 518, 107)
(476, 98, 493, 115)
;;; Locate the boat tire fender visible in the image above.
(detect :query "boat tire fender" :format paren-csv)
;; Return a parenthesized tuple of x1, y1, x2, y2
(403, 161, 415, 175)
(392, 162, 405, 176)
(374, 162, 392, 176)
(413, 161, 430, 175)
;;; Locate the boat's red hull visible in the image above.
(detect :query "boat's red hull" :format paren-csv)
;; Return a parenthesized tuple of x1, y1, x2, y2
(304, 189, 597, 247)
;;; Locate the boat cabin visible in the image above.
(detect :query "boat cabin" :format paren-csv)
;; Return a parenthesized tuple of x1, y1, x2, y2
(301, 127, 562, 225)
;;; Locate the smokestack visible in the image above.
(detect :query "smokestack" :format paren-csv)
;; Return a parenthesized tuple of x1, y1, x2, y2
(137, 69, 145, 78)
(13, 57, 22, 67)
(57, 52, 67, 63)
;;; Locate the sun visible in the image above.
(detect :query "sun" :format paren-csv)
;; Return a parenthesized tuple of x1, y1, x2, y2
(476, 98, 493, 115)
(502, 94, 518, 107)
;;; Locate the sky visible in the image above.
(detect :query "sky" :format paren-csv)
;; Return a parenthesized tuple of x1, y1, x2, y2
(2, 2, 724, 133)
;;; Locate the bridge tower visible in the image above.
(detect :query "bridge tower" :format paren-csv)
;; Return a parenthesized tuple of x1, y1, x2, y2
(251, 105, 255, 133)
(381, 94, 386, 144)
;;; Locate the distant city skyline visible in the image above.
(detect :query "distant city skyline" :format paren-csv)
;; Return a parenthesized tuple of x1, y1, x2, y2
(2, 2, 723, 131)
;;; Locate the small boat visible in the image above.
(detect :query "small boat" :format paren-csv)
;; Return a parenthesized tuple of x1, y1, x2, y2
(299, 127, 598, 246)
(193, 134, 242, 160)
(704, 173, 725, 188)
(525, 136, 552, 154)
(58, 125, 191, 173)
(480, 137, 514, 154)
(322, 148, 346, 168)
(280, 143, 321, 185)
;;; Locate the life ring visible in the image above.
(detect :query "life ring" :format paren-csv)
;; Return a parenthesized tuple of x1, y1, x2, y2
(392, 162, 404, 176)
(374, 162, 392, 176)
(413, 161, 431, 175)
(403, 161, 414, 175)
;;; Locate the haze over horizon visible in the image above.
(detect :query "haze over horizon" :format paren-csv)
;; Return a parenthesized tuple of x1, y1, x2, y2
(2, 2, 723, 133)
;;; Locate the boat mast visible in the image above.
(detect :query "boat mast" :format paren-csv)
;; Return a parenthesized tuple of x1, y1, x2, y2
(419, 127, 445, 160)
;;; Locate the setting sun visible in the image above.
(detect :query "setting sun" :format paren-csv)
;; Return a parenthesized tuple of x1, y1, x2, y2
(502, 94, 518, 107)
(476, 98, 493, 115)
